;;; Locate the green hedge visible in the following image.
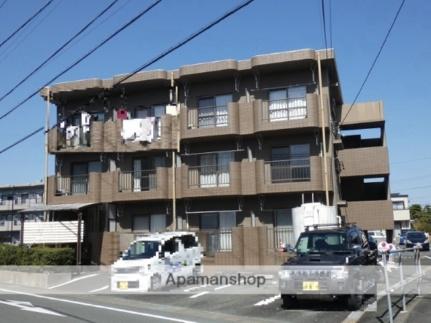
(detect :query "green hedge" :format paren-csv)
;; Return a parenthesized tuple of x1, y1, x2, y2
(0, 244, 75, 265)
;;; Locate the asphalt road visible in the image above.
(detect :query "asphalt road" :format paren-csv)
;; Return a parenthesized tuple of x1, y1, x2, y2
(0, 250, 429, 323)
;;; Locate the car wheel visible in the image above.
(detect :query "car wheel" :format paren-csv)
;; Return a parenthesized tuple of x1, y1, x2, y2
(282, 295, 297, 309)
(151, 274, 162, 291)
(345, 294, 362, 311)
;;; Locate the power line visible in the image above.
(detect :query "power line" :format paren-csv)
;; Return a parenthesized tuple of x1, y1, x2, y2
(0, 0, 120, 104)
(0, 0, 163, 121)
(0, 0, 62, 65)
(0, 0, 256, 155)
(340, 0, 406, 125)
(0, 0, 7, 10)
(0, 0, 54, 50)
(328, 0, 333, 49)
(320, 0, 329, 58)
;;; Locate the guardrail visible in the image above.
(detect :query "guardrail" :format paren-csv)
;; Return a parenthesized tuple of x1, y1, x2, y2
(188, 164, 230, 188)
(118, 170, 157, 192)
(264, 98, 307, 121)
(265, 158, 310, 183)
(55, 175, 88, 196)
(381, 246, 423, 323)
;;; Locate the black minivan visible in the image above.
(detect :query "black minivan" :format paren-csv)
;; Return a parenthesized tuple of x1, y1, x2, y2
(405, 231, 429, 251)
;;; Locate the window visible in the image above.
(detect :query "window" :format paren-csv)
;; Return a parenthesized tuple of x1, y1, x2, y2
(200, 213, 219, 230)
(181, 235, 198, 249)
(0, 215, 6, 226)
(71, 163, 88, 195)
(392, 201, 405, 210)
(124, 241, 160, 260)
(270, 144, 310, 182)
(132, 158, 161, 192)
(198, 94, 232, 128)
(133, 214, 166, 233)
(268, 86, 307, 121)
(20, 194, 28, 204)
(135, 104, 166, 138)
(189, 152, 233, 188)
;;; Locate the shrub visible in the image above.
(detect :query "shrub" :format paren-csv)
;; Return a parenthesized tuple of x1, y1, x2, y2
(0, 244, 75, 266)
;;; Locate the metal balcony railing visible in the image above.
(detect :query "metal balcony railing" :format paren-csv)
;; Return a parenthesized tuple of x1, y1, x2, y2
(198, 229, 233, 255)
(118, 170, 157, 192)
(265, 158, 311, 183)
(265, 98, 307, 121)
(187, 105, 229, 129)
(267, 226, 295, 250)
(55, 175, 88, 196)
(188, 164, 230, 188)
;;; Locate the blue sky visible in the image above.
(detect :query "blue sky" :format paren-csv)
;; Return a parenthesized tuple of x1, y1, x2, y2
(0, 0, 429, 205)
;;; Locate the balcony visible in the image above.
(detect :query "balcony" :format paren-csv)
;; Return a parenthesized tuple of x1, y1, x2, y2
(338, 146, 389, 177)
(256, 156, 330, 194)
(48, 121, 104, 153)
(112, 168, 169, 202)
(104, 115, 177, 152)
(254, 93, 322, 134)
(47, 173, 101, 204)
(341, 101, 384, 128)
(339, 200, 394, 230)
(181, 162, 241, 198)
(181, 103, 239, 140)
(394, 209, 411, 222)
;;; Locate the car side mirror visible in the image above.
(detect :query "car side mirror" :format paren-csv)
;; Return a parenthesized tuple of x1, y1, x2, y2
(369, 241, 377, 250)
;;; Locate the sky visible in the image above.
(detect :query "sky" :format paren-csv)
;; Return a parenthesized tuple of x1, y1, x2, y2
(0, 0, 429, 205)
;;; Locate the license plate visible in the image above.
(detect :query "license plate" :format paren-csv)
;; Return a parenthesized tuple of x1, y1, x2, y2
(303, 281, 319, 291)
(118, 281, 128, 289)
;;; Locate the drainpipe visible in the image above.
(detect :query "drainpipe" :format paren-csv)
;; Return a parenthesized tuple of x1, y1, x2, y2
(43, 87, 51, 221)
(317, 52, 330, 206)
(171, 72, 177, 231)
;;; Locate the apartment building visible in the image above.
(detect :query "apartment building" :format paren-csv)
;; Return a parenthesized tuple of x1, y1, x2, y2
(391, 193, 412, 236)
(40, 49, 393, 264)
(0, 183, 44, 243)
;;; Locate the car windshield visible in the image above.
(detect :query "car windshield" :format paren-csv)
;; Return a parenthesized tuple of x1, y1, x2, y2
(407, 232, 426, 239)
(123, 241, 160, 260)
(296, 232, 348, 253)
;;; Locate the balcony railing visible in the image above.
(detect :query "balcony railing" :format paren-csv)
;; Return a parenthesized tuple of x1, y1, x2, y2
(188, 164, 230, 188)
(58, 126, 91, 148)
(55, 175, 88, 196)
(265, 98, 307, 121)
(118, 170, 157, 192)
(198, 229, 233, 255)
(265, 158, 310, 183)
(267, 226, 295, 250)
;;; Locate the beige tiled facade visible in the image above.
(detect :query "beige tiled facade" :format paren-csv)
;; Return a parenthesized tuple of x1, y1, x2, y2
(41, 48, 393, 264)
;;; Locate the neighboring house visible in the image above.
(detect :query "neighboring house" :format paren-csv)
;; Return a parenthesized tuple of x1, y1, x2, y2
(0, 183, 44, 243)
(391, 193, 412, 236)
(39, 48, 393, 264)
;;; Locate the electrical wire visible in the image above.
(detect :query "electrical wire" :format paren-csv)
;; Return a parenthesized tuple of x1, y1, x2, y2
(328, 0, 333, 49)
(341, 0, 406, 125)
(0, 0, 54, 50)
(0, 0, 7, 10)
(0, 0, 120, 104)
(0, 0, 163, 121)
(320, 0, 329, 58)
(0, 0, 256, 155)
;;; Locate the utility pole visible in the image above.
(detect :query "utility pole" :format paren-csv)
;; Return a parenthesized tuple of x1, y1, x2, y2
(43, 87, 50, 221)
(317, 52, 330, 206)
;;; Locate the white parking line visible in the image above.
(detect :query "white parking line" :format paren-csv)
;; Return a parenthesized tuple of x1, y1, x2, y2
(254, 294, 281, 306)
(89, 285, 109, 293)
(0, 288, 196, 323)
(189, 291, 209, 299)
(183, 285, 207, 292)
(214, 284, 231, 291)
(48, 273, 99, 290)
(424, 256, 431, 260)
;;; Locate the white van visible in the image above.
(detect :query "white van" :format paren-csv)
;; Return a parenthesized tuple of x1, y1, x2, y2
(111, 231, 203, 292)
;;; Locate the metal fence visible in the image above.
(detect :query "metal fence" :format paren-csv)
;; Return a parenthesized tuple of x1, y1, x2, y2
(267, 226, 295, 251)
(118, 170, 157, 192)
(198, 229, 233, 256)
(187, 105, 229, 128)
(265, 98, 307, 121)
(265, 158, 310, 183)
(55, 175, 88, 196)
(188, 164, 230, 188)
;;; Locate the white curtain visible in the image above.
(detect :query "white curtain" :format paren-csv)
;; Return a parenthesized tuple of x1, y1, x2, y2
(133, 159, 141, 192)
(288, 86, 306, 119)
(215, 95, 231, 127)
(200, 154, 217, 187)
(217, 152, 232, 187)
(269, 90, 288, 121)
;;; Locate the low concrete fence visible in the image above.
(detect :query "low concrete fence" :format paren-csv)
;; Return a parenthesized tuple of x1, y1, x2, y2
(0, 269, 71, 289)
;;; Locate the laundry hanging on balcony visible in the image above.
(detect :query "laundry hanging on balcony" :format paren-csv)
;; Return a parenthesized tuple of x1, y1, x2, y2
(81, 112, 91, 133)
(121, 117, 156, 143)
